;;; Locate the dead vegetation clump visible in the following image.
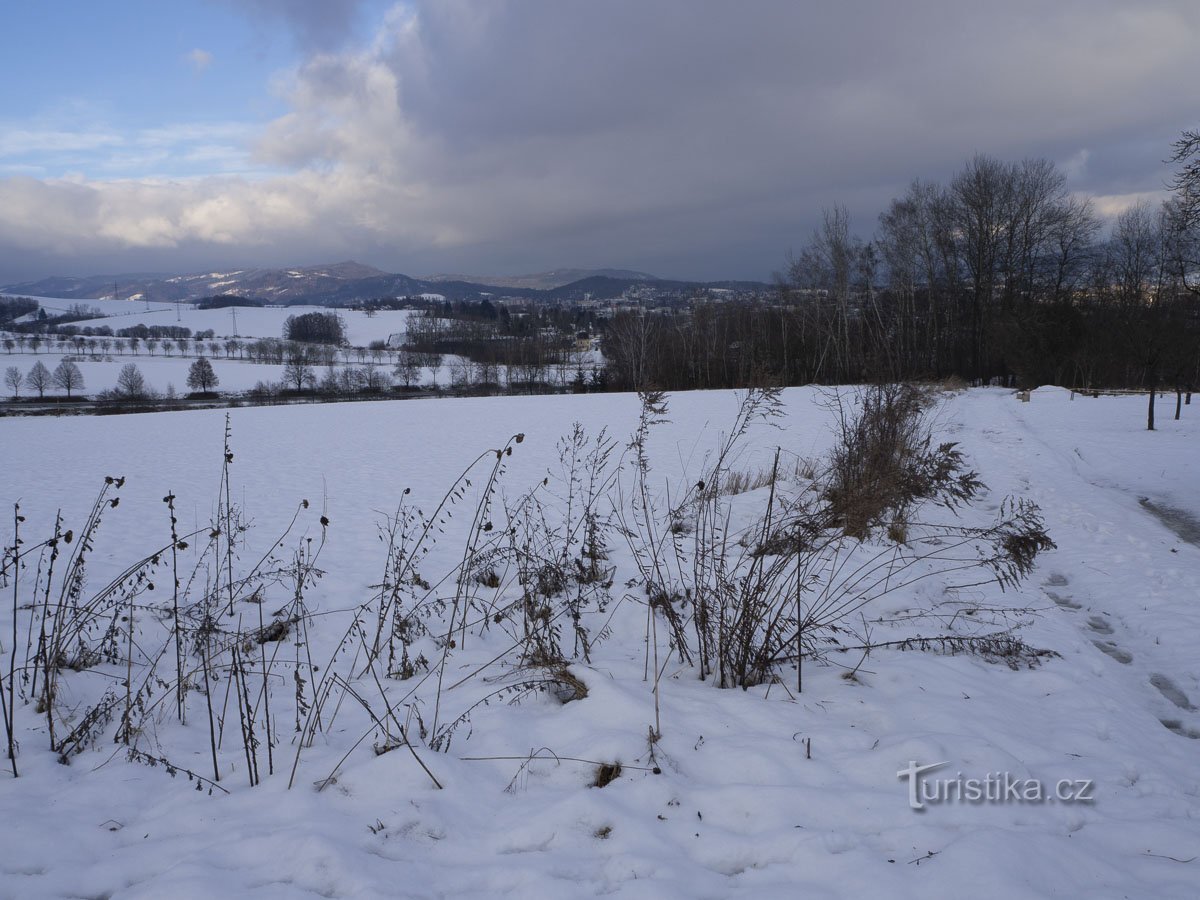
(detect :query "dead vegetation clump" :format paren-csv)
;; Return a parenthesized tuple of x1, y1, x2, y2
(591, 761, 622, 788)
(616, 385, 1055, 691)
(706, 467, 777, 498)
(823, 383, 983, 539)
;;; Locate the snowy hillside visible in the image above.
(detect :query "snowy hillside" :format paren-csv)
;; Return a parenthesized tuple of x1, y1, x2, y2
(0, 387, 1198, 898)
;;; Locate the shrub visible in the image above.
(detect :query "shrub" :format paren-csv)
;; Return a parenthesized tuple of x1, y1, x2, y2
(823, 383, 982, 539)
(618, 386, 1052, 690)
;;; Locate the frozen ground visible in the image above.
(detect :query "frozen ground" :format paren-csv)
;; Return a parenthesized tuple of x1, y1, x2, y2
(0, 387, 1198, 898)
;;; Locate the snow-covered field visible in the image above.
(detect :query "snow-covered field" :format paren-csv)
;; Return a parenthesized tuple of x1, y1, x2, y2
(1, 350, 525, 395)
(2, 298, 419, 395)
(9, 295, 413, 344)
(1, 387, 1198, 898)
(70, 305, 413, 347)
(3, 298, 607, 398)
(2, 353, 289, 395)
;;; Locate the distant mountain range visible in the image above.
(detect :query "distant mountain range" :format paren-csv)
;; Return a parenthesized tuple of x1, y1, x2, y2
(1, 262, 768, 306)
(425, 268, 660, 291)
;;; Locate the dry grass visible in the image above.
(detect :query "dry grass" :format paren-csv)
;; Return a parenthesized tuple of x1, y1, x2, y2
(591, 761, 622, 788)
(707, 467, 777, 497)
(823, 383, 982, 539)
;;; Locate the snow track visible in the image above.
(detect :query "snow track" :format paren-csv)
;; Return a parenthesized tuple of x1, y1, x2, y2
(957, 388, 1200, 742)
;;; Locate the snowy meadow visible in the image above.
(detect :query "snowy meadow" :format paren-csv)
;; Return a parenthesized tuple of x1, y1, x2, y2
(1, 386, 1198, 899)
(2, 298, 421, 400)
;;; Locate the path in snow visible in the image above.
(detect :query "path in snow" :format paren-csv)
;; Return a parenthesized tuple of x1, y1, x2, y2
(1138, 497, 1200, 547)
(959, 389, 1200, 741)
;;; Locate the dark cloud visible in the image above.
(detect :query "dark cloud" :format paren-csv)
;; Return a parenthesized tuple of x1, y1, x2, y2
(2, 1, 1198, 283)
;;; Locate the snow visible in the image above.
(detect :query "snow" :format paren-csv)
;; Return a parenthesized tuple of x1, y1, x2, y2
(5, 296, 413, 346)
(0, 387, 1198, 898)
(1, 352, 288, 393)
(13, 294, 177, 316)
(0, 349, 486, 395)
(64, 305, 414, 346)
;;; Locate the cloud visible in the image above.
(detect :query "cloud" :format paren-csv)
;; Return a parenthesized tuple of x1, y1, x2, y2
(1091, 190, 1171, 220)
(3, 0, 1200, 282)
(186, 48, 214, 72)
(0, 128, 121, 157)
(1062, 149, 1091, 182)
(216, 0, 367, 50)
(0, 117, 263, 187)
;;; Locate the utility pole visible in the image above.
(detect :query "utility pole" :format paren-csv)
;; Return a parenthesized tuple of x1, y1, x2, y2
(231, 306, 239, 336)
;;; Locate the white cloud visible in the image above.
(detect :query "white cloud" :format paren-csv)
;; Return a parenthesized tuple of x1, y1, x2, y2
(0, 128, 121, 157)
(0, 118, 262, 181)
(1092, 190, 1170, 220)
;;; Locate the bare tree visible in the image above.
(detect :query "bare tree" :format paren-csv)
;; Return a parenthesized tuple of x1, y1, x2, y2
(339, 366, 366, 392)
(52, 359, 84, 398)
(606, 310, 657, 390)
(24, 360, 51, 398)
(4, 366, 20, 398)
(283, 353, 316, 392)
(1101, 201, 1185, 430)
(363, 365, 391, 392)
(1169, 129, 1200, 231)
(393, 350, 422, 388)
(1164, 132, 1200, 295)
(949, 155, 1015, 377)
(116, 363, 149, 399)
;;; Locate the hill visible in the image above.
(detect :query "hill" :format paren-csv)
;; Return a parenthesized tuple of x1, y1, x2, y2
(4, 262, 769, 306)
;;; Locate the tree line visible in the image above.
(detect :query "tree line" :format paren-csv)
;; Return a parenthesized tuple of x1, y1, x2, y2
(4, 357, 221, 403)
(602, 141, 1199, 400)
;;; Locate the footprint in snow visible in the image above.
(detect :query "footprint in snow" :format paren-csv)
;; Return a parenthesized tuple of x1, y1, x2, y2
(1160, 718, 1200, 739)
(1045, 590, 1082, 610)
(1091, 641, 1132, 664)
(1150, 674, 1195, 711)
(1045, 573, 1069, 587)
(1086, 616, 1114, 635)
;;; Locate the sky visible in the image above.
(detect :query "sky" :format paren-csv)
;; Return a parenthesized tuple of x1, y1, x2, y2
(0, 0, 1197, 285)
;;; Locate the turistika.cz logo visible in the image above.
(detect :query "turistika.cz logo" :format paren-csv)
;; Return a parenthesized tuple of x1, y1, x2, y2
(897, 761, 1095, 811)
